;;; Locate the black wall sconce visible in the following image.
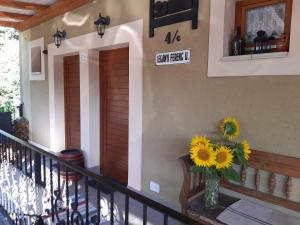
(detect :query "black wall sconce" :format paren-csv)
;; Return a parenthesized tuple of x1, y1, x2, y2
(53, 29, 66, 48)
(94, 14, 110, 38)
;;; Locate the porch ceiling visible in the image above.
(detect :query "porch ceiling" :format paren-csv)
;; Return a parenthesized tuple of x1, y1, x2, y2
(0, 0, 93, 31)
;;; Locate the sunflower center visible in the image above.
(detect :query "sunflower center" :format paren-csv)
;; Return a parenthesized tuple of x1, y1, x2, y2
(198, 149, 210, 161)
(225, 123, 236, 135)
(216, 152, 227, 164)
(199, 141, 206, 146)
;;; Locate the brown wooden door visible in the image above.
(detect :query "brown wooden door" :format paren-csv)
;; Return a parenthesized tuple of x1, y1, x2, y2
(64, 55, 81, 149)
(100, 47, 129, 185)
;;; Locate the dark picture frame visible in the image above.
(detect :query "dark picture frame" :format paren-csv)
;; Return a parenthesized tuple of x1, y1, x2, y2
(149, 0, 198, 37)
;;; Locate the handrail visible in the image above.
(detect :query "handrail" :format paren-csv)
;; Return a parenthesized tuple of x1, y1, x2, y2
(0, 129, 204, 225)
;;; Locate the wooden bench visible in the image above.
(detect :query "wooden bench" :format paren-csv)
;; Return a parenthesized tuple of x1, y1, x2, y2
(179, 149, 300, 224)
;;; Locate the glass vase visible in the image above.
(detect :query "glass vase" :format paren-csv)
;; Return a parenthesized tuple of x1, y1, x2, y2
(204, 174, 220, 209)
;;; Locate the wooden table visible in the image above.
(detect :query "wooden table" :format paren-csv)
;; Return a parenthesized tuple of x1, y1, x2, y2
(187, 193, 239, 225)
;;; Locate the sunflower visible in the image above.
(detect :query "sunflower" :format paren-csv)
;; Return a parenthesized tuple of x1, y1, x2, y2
(220, 117, 240, 140)
(190, 135, 211, 148)
(241, 140, 251, 160)
(190, 144, 216, 168)
(215, 146, 234, 169)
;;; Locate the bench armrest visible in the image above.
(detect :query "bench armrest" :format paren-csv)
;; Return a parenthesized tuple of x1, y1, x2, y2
(179, 154, 205, 214)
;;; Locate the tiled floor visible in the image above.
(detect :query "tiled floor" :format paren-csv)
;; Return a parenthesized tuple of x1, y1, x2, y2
(0, 163, 181, 225)
(52, 179, 180, 225)
(0, 212, 11, 225)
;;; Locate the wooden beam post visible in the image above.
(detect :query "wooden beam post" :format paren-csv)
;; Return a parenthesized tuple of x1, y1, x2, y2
(17, 0, 93, 31)
(0, 1, 47, 12)
(0, 20, 19, 29)
(0, 12, 31, 21)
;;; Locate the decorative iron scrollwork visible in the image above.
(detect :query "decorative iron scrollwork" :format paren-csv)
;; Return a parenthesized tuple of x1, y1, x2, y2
(90, 215, 100, 225)
(54, 190, 66, 224)
(70, 202, 84, 225)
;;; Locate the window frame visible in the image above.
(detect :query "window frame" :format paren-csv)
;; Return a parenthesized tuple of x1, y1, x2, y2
(235, 0, 293, 53)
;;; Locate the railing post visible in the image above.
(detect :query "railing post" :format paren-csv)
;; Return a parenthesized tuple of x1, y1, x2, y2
(66, 170, 70, 225)
(110, 192, 114, 225)
(85, 177, 89, 224)
(143, 204, 147, 225)
(34, 152, 42, 186)
(0, 133, 2, 163)
(97, 185, 101, 225)
(50, 159, 55, 222)
(125, 196, 129, 225)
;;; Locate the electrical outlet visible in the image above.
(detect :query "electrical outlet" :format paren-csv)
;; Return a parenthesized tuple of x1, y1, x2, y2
(150, 181, 160, 193)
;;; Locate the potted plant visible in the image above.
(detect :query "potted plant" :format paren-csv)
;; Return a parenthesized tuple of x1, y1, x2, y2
(0, 99, 13, 133)
(190, 118, 251, 209)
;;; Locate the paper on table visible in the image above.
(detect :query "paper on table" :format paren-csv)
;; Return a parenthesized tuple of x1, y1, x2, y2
(217, 199, 300, 225)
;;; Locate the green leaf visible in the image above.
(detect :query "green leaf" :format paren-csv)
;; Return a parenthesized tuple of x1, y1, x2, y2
(192, 166, 206, 173)
(236, 148, 248, 167)
(223, 168, 240, 182)
(206, 168, 220, 179)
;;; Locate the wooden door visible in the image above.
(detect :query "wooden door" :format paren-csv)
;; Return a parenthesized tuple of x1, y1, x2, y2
(64, 55, 81, 149)
(100, 48, 129, 185)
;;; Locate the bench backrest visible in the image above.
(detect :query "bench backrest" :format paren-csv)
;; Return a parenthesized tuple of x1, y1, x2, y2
(179, 149, 300, 214)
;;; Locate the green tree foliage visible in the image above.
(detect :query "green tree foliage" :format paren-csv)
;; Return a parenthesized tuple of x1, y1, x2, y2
(0, 27, 20, 113)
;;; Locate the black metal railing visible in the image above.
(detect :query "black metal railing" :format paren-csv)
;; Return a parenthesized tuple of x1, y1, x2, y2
(0, 129, 204, 225)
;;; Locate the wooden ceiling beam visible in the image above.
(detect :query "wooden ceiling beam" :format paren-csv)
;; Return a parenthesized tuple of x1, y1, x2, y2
(18, 0, 93, 31)
(0, 0, 47, 12)
(0, 20, 19, 29)
(0, 11, 31, 21)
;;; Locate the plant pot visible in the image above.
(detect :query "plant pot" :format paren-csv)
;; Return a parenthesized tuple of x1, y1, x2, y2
(13, 117, 29, 141)
(0, 112, 12, 133)
(58, 149, 85, 181)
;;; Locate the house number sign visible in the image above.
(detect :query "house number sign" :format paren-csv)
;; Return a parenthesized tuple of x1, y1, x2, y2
(156, 49, 191, 65)
(165, 30, 181, 44)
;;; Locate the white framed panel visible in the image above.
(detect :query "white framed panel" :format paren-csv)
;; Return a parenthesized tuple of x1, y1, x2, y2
(28, 37, 45, 80)
(48, 20, 143, 191)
